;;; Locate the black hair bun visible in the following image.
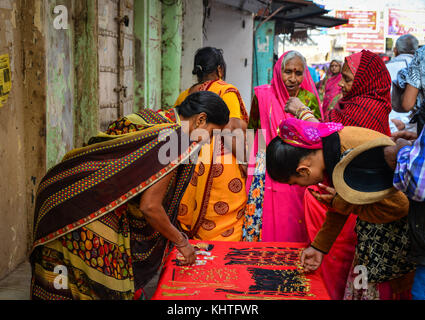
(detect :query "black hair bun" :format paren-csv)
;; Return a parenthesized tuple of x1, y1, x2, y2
(192, 64, 203, 75)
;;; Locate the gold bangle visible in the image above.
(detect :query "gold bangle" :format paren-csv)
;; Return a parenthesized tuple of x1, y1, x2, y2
(299, 110, 314, 121)
(297, 109, 311, 119)
(295, 106, 311, 118)
(301, 113, 315, 121)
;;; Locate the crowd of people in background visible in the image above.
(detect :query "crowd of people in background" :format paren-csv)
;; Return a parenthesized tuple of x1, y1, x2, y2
(30, 32, 425, 300)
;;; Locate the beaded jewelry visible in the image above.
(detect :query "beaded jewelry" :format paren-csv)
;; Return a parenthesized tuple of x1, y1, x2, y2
(224, 247, 301, 267)
(162, 290, 200, 297)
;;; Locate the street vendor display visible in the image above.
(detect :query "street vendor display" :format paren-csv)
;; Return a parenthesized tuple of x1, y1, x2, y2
(152, 241, 330, 300)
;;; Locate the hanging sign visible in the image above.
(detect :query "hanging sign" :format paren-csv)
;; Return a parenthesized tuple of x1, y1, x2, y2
(0, 54, 12, 108)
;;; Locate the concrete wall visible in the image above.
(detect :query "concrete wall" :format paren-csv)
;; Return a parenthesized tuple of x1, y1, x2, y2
(180, 0, 204, 92)
(0, 0, 47, 280)
(203, 1, 254, 112)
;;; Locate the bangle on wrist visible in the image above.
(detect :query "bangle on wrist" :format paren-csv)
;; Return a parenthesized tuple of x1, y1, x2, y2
(173, 232, 189, 248)
(295, 106, 311, 118)
(301, 114, 315, 121)
(299, 109, 314, 121)
(297, 109, 311, 119)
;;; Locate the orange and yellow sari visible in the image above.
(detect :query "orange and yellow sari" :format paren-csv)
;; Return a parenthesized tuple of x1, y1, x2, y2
(174, 80, 248, 241)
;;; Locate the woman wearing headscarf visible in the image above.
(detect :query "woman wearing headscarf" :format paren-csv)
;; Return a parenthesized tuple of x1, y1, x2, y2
(30, 91, 230, 300)
(243, 50, 321, 243)
(319, 59, 343, 117)
(266, 118, 414, 301)
(174, 47, 249, 242)
(286, 50, 413, 300)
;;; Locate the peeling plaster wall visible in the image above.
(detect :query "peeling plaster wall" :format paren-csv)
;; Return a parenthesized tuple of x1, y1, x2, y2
(134, 1, 185, 111)
(0, 0, 47, 279)
(161, 1, 182, 108)
(134, 0, 162, 111)
(45, 0, 75, 169)
(0, 0, 103, 280)
(74, 0, 99, 147)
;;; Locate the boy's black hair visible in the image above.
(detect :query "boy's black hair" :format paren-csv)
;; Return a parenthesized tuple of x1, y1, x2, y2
(266, 136, 316, 183)
(177, 91, 229, 126)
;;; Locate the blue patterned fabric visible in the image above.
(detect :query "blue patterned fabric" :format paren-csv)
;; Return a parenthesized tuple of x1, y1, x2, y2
(394, 127, 425, 201)
(242, 151, 266, 242)
(406, 46, 425, 109)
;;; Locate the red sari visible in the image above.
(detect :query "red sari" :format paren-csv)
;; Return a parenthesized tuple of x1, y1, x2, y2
(325, 50, 392, 135)
(305, 50, 393, 299)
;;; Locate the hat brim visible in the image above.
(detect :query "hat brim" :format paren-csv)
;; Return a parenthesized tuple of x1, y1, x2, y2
(333, 137, 396, 205)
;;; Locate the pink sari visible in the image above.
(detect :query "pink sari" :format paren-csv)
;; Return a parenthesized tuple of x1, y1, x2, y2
(246, 52, 321, 242)
(322, 73, 342, 116)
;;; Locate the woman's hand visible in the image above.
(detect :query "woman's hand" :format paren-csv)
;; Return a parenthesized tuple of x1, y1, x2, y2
(285, 97, 307, 116)
(391, 119, 406, 131)
(176, 243, 196, 266)
(384, 138, 413, 170)
(308, 183, 336, 207)
(139, 173, 196, 266)
(391, 130, 418, 142)
(300, 246, 324, 273)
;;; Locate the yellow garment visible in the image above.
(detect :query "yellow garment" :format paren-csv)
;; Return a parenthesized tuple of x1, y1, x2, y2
(175, 80, 248, 241)
(175, 88, 242, 120)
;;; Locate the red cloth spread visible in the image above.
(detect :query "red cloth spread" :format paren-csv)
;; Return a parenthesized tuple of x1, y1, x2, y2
(151, 240, 330, 300)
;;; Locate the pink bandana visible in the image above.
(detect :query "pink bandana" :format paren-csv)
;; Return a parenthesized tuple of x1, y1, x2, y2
(278, 118, 344, 149)
(345, 52, 363, 76)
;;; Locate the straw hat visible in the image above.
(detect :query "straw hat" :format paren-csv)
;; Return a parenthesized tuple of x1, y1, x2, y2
(332, 137, 397, 205)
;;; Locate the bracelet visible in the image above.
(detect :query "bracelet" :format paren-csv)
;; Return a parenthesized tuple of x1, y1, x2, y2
(300, 113, 315, 121)
(295, 106, 311, 118)
(173, 232, 189, 248)
(297, 108, 312, 120)
(299, 109, 314, 121)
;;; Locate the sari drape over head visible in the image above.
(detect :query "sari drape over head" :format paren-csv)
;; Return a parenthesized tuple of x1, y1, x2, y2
(31, 109, 199, 300)
(306, 51, 396, 299)
(321, 60, 343, 116)
(245, 52, 321, 242)
(325, 50, 392, 136)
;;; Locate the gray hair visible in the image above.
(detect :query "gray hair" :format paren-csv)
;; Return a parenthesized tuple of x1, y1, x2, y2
(395, 34, 419, 55)
(282, 51, 307, 71)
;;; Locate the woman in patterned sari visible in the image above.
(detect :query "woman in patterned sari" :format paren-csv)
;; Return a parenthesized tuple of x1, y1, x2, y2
(243, 50, 321, 242)
(30, 91, 229, 300)
(174, 47, 249, 241)
(319, 59, 343, 117)
(287, 50, 413, 300)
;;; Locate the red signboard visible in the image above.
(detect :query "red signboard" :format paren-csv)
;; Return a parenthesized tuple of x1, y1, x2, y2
(346, 19, 385, 53)
(346, 33, 385, 53)
(335, 10, 377, 32)
(334, 10, 385, 54)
